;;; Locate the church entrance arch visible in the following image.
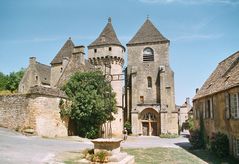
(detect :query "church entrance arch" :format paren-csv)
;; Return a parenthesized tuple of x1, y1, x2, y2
(140, 108, 159, 136)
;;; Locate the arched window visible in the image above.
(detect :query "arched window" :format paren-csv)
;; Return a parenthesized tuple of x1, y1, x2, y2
(141, 112, 157, 121)
(147, 76, 152, 88)
(143, 47, 154, 62)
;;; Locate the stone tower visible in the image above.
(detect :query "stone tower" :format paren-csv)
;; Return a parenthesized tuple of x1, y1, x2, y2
(125, 19, 178, 136)
(88, 17, 125, 136)
(50, 38, 75, 87)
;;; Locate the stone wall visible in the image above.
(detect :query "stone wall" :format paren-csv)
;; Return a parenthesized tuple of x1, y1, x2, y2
(0, 94, 31, 130)
(0, 89, 68, 137)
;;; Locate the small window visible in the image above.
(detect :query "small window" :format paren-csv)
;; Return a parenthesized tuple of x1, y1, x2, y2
(230, 93, 239, 118)
(109, 47, 112, 51)
(94, 49, 97, 53)
(60, 67, 63, 73)
(140, 96, 144, 103)
(143, 47, 154, 62)
(35, 76, 38, 81)
(147, 76, 152, 88)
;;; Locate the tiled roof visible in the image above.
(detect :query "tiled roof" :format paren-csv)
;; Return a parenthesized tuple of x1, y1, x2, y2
(88, 17, 125, 50)
(29, 86, 67, 98)
(56, 58, 94, 87)
(35, 62, 51, 85)
(194, 51, 239, 100)
(127, 19, 169, 46)
(50, 38, 75, 65)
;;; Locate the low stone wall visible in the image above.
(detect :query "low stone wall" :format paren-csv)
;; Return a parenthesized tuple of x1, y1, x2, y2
(0, 94, 31, 131)
(0, 88, 68, 137)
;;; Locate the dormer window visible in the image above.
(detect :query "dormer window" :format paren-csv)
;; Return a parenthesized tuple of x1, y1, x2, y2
(143, 47, 154, 62)
(94, 49, 97, 53)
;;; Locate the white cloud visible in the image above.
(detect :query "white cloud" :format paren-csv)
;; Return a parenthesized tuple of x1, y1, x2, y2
(139, 0, 239, 5)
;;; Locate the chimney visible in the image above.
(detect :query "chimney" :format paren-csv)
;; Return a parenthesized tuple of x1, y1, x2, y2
(62, 57, 69, 69)
(73, 46, 85, 65)
(29, 57, 36, 66)
(186, 97, 190, 106)
(196, 88, 199, 93)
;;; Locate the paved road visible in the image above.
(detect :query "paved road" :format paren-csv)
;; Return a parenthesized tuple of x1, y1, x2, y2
(0, 128, 92, 164)
(0, 127, 190, 164)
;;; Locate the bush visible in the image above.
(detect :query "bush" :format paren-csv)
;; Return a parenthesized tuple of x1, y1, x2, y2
(210, 132, 229, 158)
(160, 133, 178, 138)
(189, 129, 204, 149)
(124, 121, 132, 134)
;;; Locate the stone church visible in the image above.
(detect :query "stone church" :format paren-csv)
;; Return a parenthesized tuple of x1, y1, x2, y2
(18, 18, 178, 136)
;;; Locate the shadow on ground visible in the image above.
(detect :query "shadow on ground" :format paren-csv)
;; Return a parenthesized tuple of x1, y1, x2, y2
(175, 141, 239, 164)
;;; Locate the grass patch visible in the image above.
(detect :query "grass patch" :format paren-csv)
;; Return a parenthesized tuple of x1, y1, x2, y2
(124, 147, 238, 164)
(188, 149, 238, 164)
(124, 147, 203, 164)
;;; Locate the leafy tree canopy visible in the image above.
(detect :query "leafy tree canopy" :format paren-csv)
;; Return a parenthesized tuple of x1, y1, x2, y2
(0, 68, 25, 93)
(62, 71, 117, 139)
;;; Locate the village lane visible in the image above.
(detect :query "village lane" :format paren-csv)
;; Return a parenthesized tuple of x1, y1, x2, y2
(0, 127, 190, 163)
(0, 127, 93, 164)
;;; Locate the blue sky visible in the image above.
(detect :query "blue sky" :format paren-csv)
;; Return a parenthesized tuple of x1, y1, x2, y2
(0, 0, 239, 105)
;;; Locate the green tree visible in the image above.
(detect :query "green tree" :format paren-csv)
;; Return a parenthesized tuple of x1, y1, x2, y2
(5, 68, 25, 93)
(0, 72, 8, 91)
(62, 71, 117, 139)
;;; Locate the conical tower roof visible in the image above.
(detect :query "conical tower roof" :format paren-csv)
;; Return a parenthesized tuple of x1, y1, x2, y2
(88, 17, 125, 51)
(127, 19, 169, 46)
(51, 38, 75, 65)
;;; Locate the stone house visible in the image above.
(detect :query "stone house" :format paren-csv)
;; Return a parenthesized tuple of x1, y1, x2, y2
(178, 98, 192, 131)
(193, 51, 239, 158)
(125, 19, 178, 136)
(18, 57, 51, 93)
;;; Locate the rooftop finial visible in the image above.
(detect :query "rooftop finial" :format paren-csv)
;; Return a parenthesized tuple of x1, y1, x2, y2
(108, 17, 112, 23)
(147, 15, 150, 20)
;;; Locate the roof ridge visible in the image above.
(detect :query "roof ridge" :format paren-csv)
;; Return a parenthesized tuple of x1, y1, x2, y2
(36, 61, 50, 68)
(50, 38, 75, 65)
(127, 19, 169, 46)
(88, 18, 125, 50)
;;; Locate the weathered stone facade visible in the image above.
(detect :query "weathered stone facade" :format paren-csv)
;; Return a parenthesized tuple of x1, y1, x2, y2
(15, 18, 178, 137)
(88, 18, 125, 136)
(178, 98, 192, 131)
(125, 19, 178, 136)
(193, 51, 239, 158)
(0, 87, 68, 137)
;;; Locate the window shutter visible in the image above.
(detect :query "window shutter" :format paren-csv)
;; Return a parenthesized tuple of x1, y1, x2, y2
(236, 93, 239, 118)
(225, 92, 230, 119)
(210, 97, 214, 119)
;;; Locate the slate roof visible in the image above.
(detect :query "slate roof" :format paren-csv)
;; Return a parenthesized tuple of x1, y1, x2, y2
(35, 62, 51, 85)
(194, 51, 239, 100)
(51, 38, 75, 65)
(88, 17, 125, 51)
(127, 19, 169, 46)
(56, 58, 94, 87)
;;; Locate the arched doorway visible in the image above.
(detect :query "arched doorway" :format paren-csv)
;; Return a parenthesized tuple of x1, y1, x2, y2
(140, 108, 159, 136)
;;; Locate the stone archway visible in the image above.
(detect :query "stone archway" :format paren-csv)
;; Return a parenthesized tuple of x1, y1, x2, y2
(140, 108, 159, 136)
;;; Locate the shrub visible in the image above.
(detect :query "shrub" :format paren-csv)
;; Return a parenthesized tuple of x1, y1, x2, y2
(210, 132, 229, 158)
(92, 151, 109, 163)
(124, 120, 132, 134)
(160, 133, 178, 138)
(189, 129, 204, 149)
